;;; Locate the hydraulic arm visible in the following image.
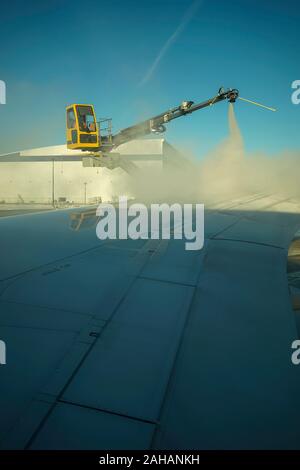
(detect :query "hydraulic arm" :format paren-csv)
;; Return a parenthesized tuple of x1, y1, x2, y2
(110, 88, 239, 148)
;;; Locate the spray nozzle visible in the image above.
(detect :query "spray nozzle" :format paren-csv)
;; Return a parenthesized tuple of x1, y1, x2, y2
(227, 89, 239, 103)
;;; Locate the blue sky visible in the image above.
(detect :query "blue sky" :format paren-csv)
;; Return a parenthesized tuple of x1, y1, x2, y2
(0, 0, 299, 157)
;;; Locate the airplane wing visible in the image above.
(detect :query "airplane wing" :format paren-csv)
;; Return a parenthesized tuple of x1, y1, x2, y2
(0, 145, 84, 162)
(0, 193, 300, 449)
(0, 141, 169, 173)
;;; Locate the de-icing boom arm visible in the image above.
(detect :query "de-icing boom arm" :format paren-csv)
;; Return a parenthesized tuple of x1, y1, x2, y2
(110, 88, 239, 148)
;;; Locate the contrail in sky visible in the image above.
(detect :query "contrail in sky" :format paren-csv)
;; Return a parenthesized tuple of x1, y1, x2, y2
(139, 0, 201, 86)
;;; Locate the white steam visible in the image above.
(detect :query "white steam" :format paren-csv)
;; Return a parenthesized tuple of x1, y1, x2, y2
(118, 103, 300, 206)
